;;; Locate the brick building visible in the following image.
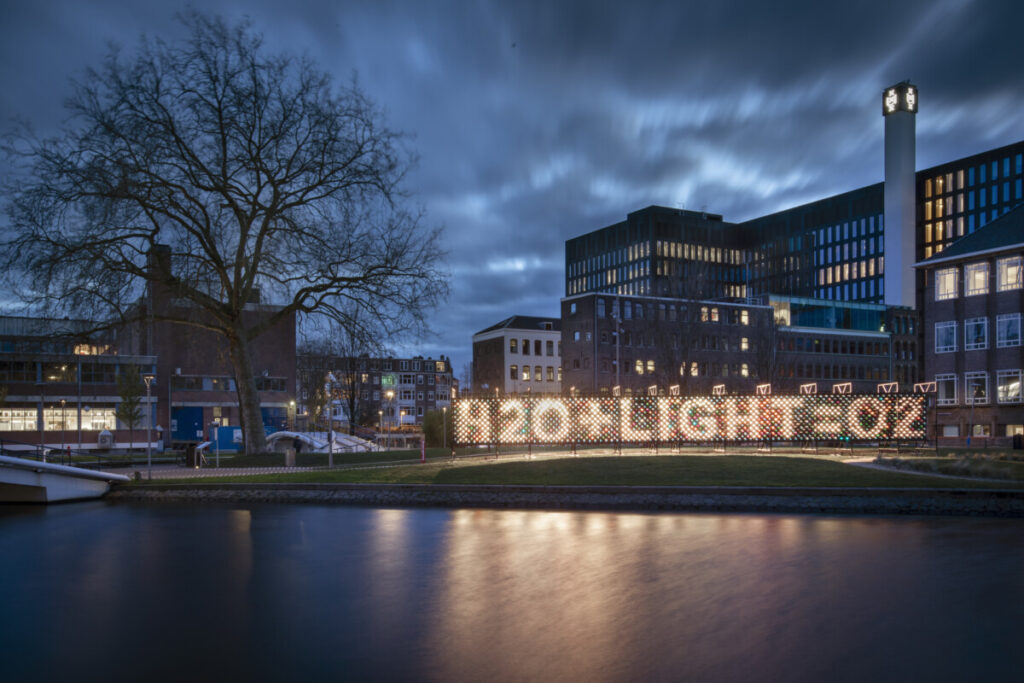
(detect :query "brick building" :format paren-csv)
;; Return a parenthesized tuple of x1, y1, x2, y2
(297, 354, 453, 429)
(472, 316, 561, 395)
(917, 206, 1024, 440)
(0, 316, 158, 452)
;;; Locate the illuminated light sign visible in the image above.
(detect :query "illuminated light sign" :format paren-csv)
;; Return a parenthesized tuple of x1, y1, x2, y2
(884, 88, 898, 114)
(877, 382, 899, 394)
(883, 83, 918, 115)
(756, 384, 771, 396)
(799, 383, 818, 395)
(832, 382, 852, 395)
(454, 394, 929, 445)
(913, 382, 937, 393)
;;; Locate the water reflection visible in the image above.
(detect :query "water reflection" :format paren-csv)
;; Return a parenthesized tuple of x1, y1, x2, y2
(1, 504, 1022, 682)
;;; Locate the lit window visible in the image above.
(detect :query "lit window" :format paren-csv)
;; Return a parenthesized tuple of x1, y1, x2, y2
(936, 374, 957, 406)
(965, 372, 988, 405)
(510, 339, 518, 354)
(510, 365, 517, 380)
(935, 268, 957, 300)
(935, 321, 957, 353)
(740, 309, 749, 325)
(997, 370, 1022, 404)
(997, 314, 1022, 348)
(534, 366, 542, 382)
(964, 263, 989, 296)
(635, 359, 644, 375)
(741, 337, 749, 351)
(964, 317, 988, 351)
(997, 256, 1022, 291)
(647, 360, 655, 374)
(522, 366, 530, 382)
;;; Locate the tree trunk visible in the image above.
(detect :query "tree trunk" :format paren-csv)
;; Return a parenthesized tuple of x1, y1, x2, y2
(228, 331, 270, 454)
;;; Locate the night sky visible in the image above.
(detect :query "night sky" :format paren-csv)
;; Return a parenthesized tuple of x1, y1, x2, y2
(3, 0, 1023, 378)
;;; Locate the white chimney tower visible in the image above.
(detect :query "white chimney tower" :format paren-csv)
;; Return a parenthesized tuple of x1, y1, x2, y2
(883, 81, 918, 308)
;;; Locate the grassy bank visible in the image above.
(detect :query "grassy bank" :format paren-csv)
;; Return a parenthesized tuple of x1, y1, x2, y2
(140, 454, 1024, 489)
(875, 456, 1024, 482)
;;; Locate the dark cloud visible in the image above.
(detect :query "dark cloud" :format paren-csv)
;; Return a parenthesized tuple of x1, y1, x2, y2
(2, 0, 1022, 376)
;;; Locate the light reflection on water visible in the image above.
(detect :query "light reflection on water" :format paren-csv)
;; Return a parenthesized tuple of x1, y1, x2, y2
(1, 503, 1023, 682)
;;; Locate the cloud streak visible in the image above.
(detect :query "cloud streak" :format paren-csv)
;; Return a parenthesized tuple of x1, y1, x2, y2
(2, 0, 1022, 377)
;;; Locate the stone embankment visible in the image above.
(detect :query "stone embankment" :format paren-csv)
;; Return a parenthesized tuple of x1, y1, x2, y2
(107, 483, 1024, 517)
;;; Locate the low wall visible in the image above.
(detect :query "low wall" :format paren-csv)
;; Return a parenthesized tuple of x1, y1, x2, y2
(107, 483, 1024, 517)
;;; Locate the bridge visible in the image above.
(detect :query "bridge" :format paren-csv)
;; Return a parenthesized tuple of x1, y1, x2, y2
(0, 455, 131, 503)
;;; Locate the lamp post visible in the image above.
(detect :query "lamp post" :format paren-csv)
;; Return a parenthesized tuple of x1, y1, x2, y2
(60, 399, 66, 457)
(378, 410, 383, 449)
(967, 381, 980, 447)
(443, 405, 447, 451)
(385, 390, 394, 450)
(36, 381, 45, 461)
(289, 399, 296, 430)
(143, 374, 155, 480)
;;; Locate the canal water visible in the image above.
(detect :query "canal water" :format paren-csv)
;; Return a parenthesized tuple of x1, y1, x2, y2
(2, 503, 1023, 682)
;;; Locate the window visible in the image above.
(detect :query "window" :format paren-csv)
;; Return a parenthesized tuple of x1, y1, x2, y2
(740, 337, 749, 351)
(647, 360, 655, 374)
(535, 340, 542, 356)
(964, 317, 988, 350)
(412, 361, 421, 371)
(964, 263, 989, 296)
(570, 303, 577, 315)
(965, 372, 989, 405)
(399, 360, 409, 370)
(546, 340, 554, 356)
(534, 367, 542, 381)
(522, 339, 530, 355)
(997, 256, 1022, 291)
(546, 366, 554, 381)
(997, 370, 1022, 404)
(635, 359, 644, 375)
(522, 366, 530, 381)
(417, 392, 424, 401)
(935, 322, 957, 353)
(597, 298, 606, 318)
(936, 374, 957, 406)
(417, 375, 424, 384)
(997, 314, 1022, 347)
(935, 267, 957, 300)
(573, 331, 580, 341)
(510, 365, 517, 380)
(510, 339, 518, 354)
(740, 309, 749, 325)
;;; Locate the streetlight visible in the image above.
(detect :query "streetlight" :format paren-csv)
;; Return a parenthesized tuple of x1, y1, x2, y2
(143, 374, 155, 480)
(385, 390, 394, 450)
(967, 381, 981, 447)
(60, 398, 66, 458)
(443, 405, 447, 451)
(289, 400, 296, 430)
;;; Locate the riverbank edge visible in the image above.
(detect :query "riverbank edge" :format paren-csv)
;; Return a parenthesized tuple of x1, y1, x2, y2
(106, 483, 1024, 517)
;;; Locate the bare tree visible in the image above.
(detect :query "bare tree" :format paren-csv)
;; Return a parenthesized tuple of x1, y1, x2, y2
(2, 13, 448, 453)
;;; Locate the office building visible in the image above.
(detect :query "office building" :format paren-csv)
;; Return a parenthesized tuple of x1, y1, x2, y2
(562, 83, 1022, 398)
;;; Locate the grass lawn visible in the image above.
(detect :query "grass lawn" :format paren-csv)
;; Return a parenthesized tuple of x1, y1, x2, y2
(877, 456, 1024, 482)
(139, 454, 1024, 489)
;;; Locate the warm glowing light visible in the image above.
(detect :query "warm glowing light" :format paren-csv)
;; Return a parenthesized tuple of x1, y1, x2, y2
(877, 382, 898, 394)
(712, 384, 726, 396)
(799, 383, 817, 395)
(832, 383, 852, 395)
(454, 394, 928, 445)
